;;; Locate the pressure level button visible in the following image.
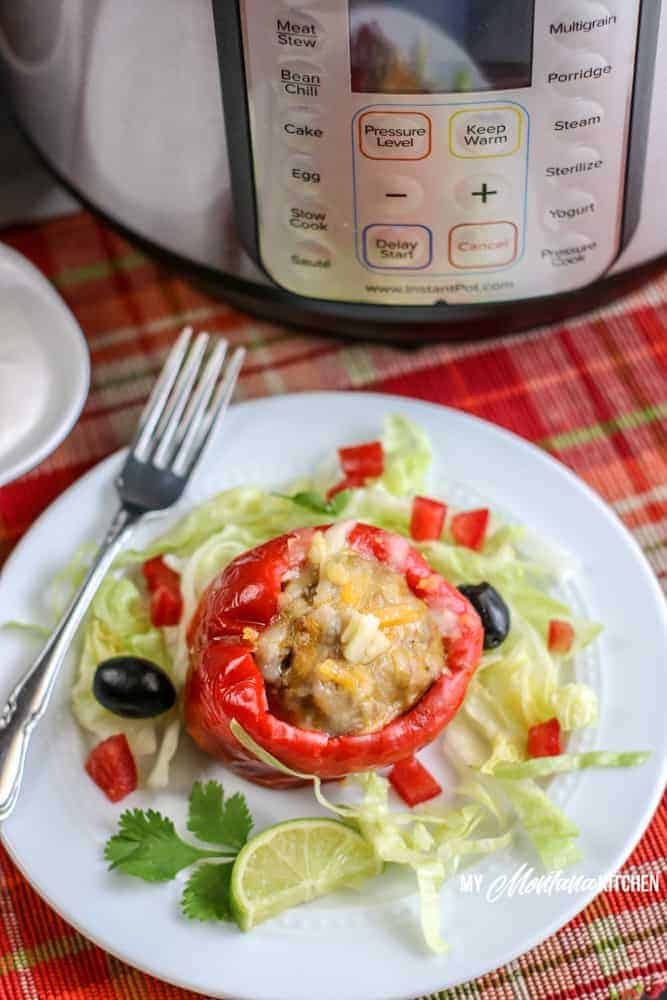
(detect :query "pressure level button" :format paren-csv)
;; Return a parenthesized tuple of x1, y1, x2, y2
(358, 111, 432, 161)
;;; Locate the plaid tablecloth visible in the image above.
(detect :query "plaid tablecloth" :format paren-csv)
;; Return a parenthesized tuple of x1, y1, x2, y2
(0, 211, 665, 1000)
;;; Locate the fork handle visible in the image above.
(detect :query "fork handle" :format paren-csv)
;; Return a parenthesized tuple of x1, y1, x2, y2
(0, 506, 142, 822)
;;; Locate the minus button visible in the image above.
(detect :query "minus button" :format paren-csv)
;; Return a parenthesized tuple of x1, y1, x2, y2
(371, 175, 424, 214)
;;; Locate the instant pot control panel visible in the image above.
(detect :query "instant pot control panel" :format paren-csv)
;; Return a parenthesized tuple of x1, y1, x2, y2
(222, 0, 644, 306)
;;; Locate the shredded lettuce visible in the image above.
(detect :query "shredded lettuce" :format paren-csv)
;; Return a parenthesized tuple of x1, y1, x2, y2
(380, 414, 432, 495)
(495, 778, 583, 869)
(442, 593, 600, 778)
(120, 487, 317, 564)
(550, 683, 599, 731)
(1, 621, 50, 640)
(49, 543, 96, 618)
(231, 721, 511, 954)
(490, 751, 650, 781)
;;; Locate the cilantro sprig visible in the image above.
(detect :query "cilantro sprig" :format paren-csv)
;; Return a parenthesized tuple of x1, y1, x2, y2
(105, 781, 252, 922)
(182, 863, 235, 922)
(187, 781, 252, 850)
(275, 490, 352, 516)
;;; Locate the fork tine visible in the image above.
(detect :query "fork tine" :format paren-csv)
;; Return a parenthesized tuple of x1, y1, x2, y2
(152, 332, 210, 469)
(131, 327, 193, 461)
(182, 346, 246, 477)
(170, 339, 228, 477)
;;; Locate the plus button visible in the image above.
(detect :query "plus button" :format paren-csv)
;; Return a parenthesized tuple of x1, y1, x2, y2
(471, 182, 498, 204)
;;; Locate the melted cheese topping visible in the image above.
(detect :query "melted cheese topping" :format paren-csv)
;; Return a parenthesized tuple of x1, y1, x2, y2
(254, 527, 444, 736)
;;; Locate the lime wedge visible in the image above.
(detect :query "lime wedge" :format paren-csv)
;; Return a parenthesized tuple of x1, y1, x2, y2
(230, 818, 382, 930)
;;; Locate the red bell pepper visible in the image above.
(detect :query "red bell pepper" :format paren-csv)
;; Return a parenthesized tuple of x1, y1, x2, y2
(142, 556, 183, 627)
(410, 496, 447, 542)
(548, 619, 574, 654)
(450, 508, 489, 551)
(85, 733, 138, 803)
(389, 756, 442, 806)
(185, 523, 483, 787)
(527, 717, 562, 758)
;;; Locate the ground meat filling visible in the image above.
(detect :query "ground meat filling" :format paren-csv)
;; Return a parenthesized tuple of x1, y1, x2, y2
(254, 527, 445, 736)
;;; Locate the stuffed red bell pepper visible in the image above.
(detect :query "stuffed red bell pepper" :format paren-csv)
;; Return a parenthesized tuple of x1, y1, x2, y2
(185, 522, 483, 787)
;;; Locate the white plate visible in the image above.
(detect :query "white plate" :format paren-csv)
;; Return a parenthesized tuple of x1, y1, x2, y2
(0, 242, 89, 486)
(0, 392, 665, 1000)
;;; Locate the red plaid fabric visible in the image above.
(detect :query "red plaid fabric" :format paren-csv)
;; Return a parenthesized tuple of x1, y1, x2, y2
(0, 211, 665, 1000)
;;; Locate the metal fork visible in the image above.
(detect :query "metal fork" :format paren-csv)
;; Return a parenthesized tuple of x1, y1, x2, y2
(0, 327, 245, 821)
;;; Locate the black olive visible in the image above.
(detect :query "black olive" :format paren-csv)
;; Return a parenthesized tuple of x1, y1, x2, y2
(458, 582, 510, 650)
(93, 656, 177, 718)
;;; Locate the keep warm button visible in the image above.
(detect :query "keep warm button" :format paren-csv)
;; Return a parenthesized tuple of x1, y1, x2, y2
(449, 222, 518, 269)
(363, 225, 433, 269)
(449, 106, 523, 159)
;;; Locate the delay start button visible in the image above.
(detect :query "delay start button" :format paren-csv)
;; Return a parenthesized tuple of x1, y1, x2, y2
(363, 225, 432, 269)
(448, 222, 518, 269)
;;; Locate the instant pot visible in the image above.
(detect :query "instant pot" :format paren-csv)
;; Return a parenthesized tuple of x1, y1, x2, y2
(1, 0, 666, 339)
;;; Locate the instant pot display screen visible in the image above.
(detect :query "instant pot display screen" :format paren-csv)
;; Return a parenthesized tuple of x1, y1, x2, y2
(350, 1, 534, 93)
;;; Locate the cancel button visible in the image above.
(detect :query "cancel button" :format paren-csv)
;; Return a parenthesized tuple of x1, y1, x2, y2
(449, 222, 518, 269)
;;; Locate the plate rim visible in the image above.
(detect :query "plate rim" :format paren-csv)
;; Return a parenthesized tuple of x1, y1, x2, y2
(0, 242, 90, 487)
(1, 390, 666, 1000)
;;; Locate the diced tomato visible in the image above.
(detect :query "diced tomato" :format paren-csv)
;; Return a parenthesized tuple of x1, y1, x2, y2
(389, 756, 442, 807)
(646, 984, 666, 999)
(450, 508, 489, 551)
(338, 441, 384, 481)
(85, 734, 137, 803)
(410, 496, 447, 542)
(150, 585, 183, 627)
(326, 474, 365, 502)
(142, 556, 180, 593)
(527, 717, 562, 758)
(548, 619, 574, 654)
(142, 556, 183, 626)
